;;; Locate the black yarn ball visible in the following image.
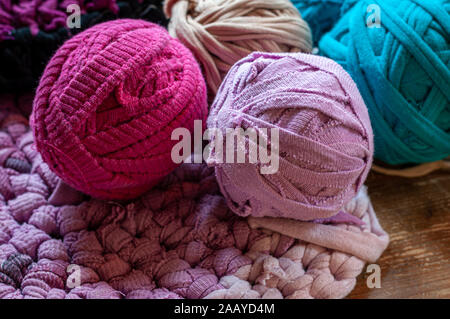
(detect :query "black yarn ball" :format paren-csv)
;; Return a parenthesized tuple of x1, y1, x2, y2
(0, 0, 168, 95)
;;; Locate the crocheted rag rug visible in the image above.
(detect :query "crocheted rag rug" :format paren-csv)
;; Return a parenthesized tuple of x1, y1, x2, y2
(0, 96, 389, 299)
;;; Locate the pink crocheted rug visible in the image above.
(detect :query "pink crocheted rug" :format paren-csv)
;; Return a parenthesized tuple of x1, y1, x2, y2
(0, 95, 389, 299)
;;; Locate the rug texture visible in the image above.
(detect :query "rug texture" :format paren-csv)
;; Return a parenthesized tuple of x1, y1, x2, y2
(0, 96, 388, 299)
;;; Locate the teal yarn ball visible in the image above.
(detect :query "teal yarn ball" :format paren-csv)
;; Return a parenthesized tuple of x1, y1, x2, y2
(290, 0, 358, 45)
(319, 0, 450, 165)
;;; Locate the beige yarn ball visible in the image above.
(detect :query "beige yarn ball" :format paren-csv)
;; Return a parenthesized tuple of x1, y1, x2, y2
(164, 0, 313, 97)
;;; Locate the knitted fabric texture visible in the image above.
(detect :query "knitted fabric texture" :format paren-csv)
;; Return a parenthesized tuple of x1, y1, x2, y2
(31, 19, 208, 200)
(0, 0, 168, 93)
(0, 0, 118, 38)
(319, 0, 450, 165)
(290, 0, 357, 45)
(207, 52, 373, 221)
(0, 100, 389, 299)
(164, 0, 313, 99)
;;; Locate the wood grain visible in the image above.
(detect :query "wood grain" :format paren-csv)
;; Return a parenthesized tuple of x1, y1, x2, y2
(348, 171, 450, 299)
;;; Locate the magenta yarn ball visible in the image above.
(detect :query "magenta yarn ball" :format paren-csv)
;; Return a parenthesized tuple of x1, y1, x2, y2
(32, 19, 208, 200)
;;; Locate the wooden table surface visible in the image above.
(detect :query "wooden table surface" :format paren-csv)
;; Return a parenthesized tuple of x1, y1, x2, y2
(348, 170, 450, 299)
